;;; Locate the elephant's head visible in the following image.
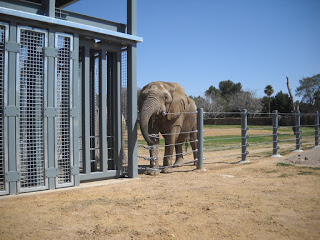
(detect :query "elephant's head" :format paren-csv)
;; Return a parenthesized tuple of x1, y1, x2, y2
(138, 82, 189, 145)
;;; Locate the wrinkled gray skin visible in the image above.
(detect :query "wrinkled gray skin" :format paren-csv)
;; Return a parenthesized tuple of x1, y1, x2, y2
(138, 81, 197, 172)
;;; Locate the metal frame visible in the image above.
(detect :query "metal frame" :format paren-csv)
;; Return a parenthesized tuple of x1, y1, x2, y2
(0, 0, 140, 195)
(78, 39, 123, 181)
(0, 21, 9, 195)
(16, 25, 49, 193)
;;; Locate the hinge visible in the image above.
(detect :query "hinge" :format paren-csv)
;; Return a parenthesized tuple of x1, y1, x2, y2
(44, 107, 57, 117)
(70, 50, 78, 60)
(70, 108, 78, 118)
(44, 47, 58, 57)
(5, 171, 21, 182)
(4, 106, 19, 117)
(71, 166, 79, 175)
(5, 41, 20, 53)
(45, 168, 58, 178)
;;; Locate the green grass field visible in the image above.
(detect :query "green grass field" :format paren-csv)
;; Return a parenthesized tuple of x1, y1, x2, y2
(136, 125, 316, 155)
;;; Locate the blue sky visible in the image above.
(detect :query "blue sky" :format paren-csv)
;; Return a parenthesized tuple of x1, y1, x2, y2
(66, 0, 320, 99)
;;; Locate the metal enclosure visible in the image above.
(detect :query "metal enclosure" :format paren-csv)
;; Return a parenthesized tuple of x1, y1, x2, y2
(0, 0, 141, 195)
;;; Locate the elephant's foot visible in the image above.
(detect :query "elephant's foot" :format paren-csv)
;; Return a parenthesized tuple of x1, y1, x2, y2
(145, 169, 160, 176)
(161, 167, 173, 174)
(173, 157, 185, 167)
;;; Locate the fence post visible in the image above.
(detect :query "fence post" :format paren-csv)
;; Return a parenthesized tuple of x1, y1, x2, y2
(315, 111, 319, 147)
(271, 110, 282, 157)
(240, 109, 250, 163)
(293, 111, 303, 152)
(197, 108, 204, 170)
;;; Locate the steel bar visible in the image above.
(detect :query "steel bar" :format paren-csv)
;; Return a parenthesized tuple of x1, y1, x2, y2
(197, 108, 204, 169)
(240, 109, 249, 163)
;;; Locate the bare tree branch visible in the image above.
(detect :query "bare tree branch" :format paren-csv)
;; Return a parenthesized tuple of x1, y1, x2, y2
(286, 76, 299, 112)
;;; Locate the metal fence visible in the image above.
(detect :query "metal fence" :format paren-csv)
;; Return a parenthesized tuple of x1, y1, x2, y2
(137, 109, 320, 172)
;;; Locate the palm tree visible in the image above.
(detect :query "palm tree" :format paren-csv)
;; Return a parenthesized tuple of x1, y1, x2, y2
(264, 85, 274, 116)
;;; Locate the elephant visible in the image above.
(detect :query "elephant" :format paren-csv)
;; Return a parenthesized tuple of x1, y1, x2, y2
(138, 81, 198, 173)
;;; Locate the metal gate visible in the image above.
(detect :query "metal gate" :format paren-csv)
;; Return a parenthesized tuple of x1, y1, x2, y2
(17, 27, 48, 192)
(78, 41, 125, 181)
(15, 27, 75, 193)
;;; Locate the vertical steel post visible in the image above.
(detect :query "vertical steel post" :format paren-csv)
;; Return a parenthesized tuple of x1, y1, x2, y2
(127, 0, 137, 36)
(42, 0, 56, 18)
(294, 111, 303, 152)
(315, 111, 319, 147)
(196, 108, 204, 169)
(47, 29, 55, 190)
(8, 22, 17, 194)
(72, 34, 80, 186)
(127, 0, 138, 178)
(240, 109, 249, 163)
(271, 110, 282, 157)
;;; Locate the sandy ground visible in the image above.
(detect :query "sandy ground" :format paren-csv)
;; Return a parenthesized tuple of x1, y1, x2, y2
(0, 145, 319, 240)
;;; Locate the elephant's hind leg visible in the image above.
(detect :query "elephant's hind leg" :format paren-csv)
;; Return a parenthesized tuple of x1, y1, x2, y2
(190, 130, 198, 165)
(174, 141, 185, 166)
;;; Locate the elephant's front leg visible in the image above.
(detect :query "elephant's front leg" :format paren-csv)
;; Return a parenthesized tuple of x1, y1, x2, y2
(162, 126, 180, 169)
(148, 120, 160, 169)
(149, 135, 159, 169)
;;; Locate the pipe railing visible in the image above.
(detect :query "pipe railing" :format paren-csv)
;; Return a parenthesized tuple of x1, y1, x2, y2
(137, 109, 320, 173)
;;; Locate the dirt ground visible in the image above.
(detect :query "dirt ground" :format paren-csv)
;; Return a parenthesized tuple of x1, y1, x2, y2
(0, 147, 320, 239)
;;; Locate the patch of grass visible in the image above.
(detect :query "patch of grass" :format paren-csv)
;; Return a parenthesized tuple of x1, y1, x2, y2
(278, 149, 294, 156)
(279, 174, 289, 178)
(277, 162, 293, 167)
(265, 170, 278, 174)
(297, 171, 313, 175)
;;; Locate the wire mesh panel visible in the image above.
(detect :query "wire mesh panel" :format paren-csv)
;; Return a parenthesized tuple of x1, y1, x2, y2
(55, 33, 73, 186)
(121, 49, 128, 173)
(0, 23, 8, 194)
(18, 27, 47, 192)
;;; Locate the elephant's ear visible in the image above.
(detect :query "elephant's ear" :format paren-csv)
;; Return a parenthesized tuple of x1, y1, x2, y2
(137, 84, 149, 112)
(166, 83, 189, 120)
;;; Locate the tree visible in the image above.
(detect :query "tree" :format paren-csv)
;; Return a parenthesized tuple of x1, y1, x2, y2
(296, 74, 320, 112)
(270, 91, 293, 113)
(218, 80, 242, 100)
(229, 91, 262, 115)
(261, 96, 270, 113)
(286, 76, 299, 112)
(191, 94, 225, 118)
(264, 85, 274, 115)
(205, 85, 220, 98)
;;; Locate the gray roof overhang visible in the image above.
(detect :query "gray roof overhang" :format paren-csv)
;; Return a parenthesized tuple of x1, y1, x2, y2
(0, 6, 143, 44)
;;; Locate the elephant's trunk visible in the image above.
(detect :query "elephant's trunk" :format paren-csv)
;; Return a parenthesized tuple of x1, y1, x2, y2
(140, 99, 160, 146)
